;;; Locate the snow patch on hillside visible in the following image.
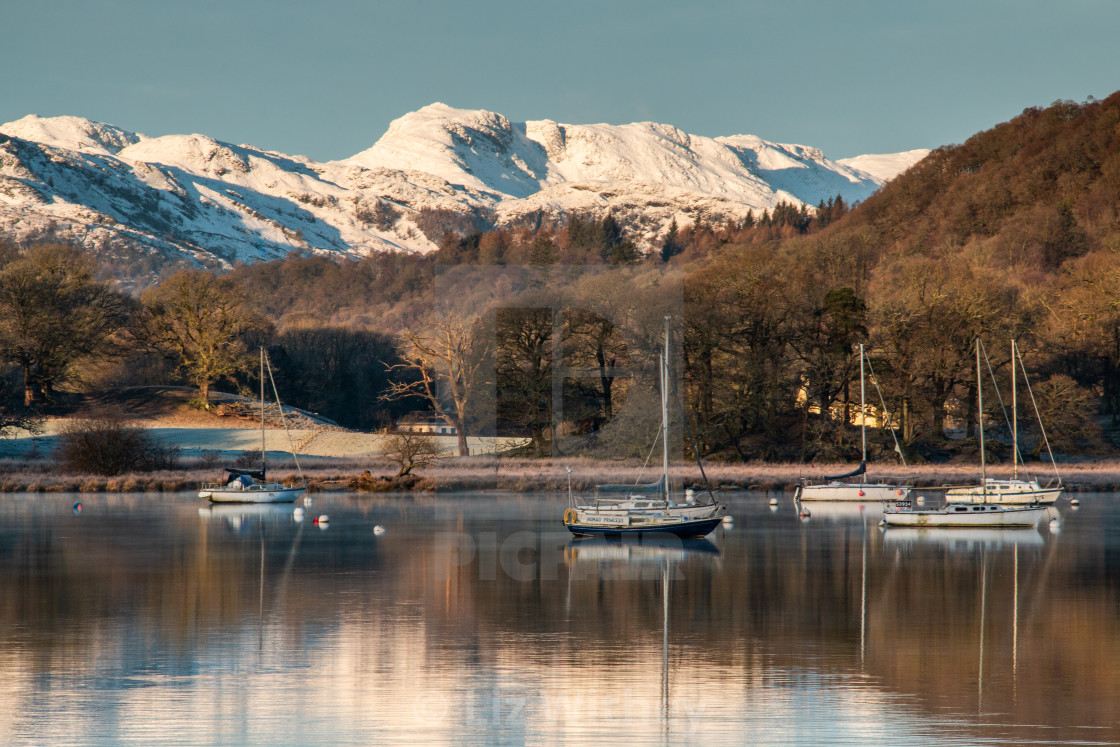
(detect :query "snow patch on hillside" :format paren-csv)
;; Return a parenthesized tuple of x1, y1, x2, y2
(838, 149, 930, 183)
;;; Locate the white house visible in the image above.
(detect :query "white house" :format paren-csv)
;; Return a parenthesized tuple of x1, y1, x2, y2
(395, 412, 457, 435)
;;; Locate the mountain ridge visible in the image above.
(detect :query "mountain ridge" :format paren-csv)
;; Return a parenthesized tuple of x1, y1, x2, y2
(0, 106, 928, 275)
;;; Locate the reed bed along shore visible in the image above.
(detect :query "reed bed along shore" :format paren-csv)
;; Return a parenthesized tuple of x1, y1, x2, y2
(0, 455, 1117, 494)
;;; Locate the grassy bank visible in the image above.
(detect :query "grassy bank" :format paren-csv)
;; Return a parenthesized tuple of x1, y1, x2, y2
(0, 455, 1115, 494)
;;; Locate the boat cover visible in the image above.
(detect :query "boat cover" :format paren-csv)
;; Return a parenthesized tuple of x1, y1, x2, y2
(225, 467, 266, 482)
(817, 460, 867, 481)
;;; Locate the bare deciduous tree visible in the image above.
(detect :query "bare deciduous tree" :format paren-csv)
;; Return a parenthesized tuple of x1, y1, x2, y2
(140, 270, 268, 409)
(383, 317, 488, 457)
(381, 431, 444, 476)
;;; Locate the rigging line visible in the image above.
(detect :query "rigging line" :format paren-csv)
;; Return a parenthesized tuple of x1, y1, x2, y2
(669, 364, 717, 505)
(977, 340, 1030, 476)
(264, 350, 304, 481)
(629, 409, 662, 489)
(630, 350, 671, 489)
(1015, 345, 1062, 486)
(862, 353, 907, 467)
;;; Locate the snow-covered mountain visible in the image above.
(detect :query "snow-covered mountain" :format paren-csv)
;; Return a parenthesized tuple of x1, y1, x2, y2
(837, 149, 931, 182)
(0, 106, 927, 274)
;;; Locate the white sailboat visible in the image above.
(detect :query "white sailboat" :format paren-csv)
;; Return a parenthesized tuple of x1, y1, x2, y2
(198, 348, 307, 504)
(797, 344, 911, 502)
(881, 501, 1046, 528)
(563, 317, 726, 538)
(944, 339, 1062, 505)
(883, 340, 1046, 529)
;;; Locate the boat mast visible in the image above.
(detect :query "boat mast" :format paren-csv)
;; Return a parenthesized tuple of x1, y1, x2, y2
(977, 340, 986, 497)
(662, 315, 671, 503)
(260, 347, 266, 473)
(859, 343, 867, 472)
(1011, 339, 1018, 481)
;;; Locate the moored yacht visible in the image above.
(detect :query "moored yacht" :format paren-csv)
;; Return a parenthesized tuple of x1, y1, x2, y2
(797, 344, 910, 502)
(564, 317, 725, 538)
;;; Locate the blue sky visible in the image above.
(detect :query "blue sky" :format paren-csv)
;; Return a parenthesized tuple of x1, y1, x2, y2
(4, 0, 1117, 161)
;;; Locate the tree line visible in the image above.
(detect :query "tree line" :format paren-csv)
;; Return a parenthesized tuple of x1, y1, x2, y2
(3, 93, 1120, 464)
(0, 243, 418, 433)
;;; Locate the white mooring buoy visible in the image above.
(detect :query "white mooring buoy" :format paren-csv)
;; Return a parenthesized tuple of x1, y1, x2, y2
(373, 525, 386, 535)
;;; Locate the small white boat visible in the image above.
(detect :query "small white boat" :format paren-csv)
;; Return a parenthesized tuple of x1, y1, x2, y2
(884, 341, 1048, 530)
(943, 340, 1062, 505)
(797, 345, 910, 502)
(798, 478, 909, 502)
(199, 348, 307, 504)
(882, 500, 1046, 528)
(199, 468, 306, 504)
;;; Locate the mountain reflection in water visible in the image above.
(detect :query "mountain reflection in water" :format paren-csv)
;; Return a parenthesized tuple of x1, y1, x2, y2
(0, 491, 1115, 746)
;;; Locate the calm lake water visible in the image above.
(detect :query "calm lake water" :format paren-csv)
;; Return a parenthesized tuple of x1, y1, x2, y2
(0, 489, 1117, 746)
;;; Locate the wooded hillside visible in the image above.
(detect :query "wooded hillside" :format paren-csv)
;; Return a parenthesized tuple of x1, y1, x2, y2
(3, 93, 1119, 464)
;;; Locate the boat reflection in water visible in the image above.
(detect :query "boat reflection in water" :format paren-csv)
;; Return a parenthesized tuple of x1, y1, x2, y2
(564, 534, 719, 565)
(564, 532, 720, 738)
(796, 500, 885, 522)
(880, 525, 1046, 549)
(198, 502, 300, 530)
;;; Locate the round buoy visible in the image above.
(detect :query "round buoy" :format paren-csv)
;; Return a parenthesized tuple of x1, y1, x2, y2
(314, 514, 329, 526)
(72, 501, 82, 514)
(1070, 498, 1080, 508)
(858, 490, 865, 497)
(721, 515, 734, 525)
(373, 525, 386, 535)
(769, 497, 778, 506)
(304, 496, 313, 508)
(293, 507, 305, 522)
(897, 489, 904, 495)
(800, 507, 811, 519)
(916, 495, 925, 505)
(1049, 518, 1062, 534)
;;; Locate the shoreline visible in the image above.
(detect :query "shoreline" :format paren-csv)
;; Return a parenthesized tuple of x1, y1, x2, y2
(0, 456, 1115, 494)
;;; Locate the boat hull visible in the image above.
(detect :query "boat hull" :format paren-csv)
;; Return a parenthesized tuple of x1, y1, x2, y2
(798, 483, 910, 501)
(200, 484, 306, 504)
(882, 503, 1046, 528)
(566, 516, 724, 538)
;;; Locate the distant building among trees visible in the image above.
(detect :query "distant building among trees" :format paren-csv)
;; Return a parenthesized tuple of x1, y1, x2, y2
(395, 412, 457, 436)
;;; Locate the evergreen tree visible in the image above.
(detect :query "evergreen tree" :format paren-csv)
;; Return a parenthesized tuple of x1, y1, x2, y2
(608, 239, 642, 265)
(660, 219, 682, 262)
(529, 234, 559, 266)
